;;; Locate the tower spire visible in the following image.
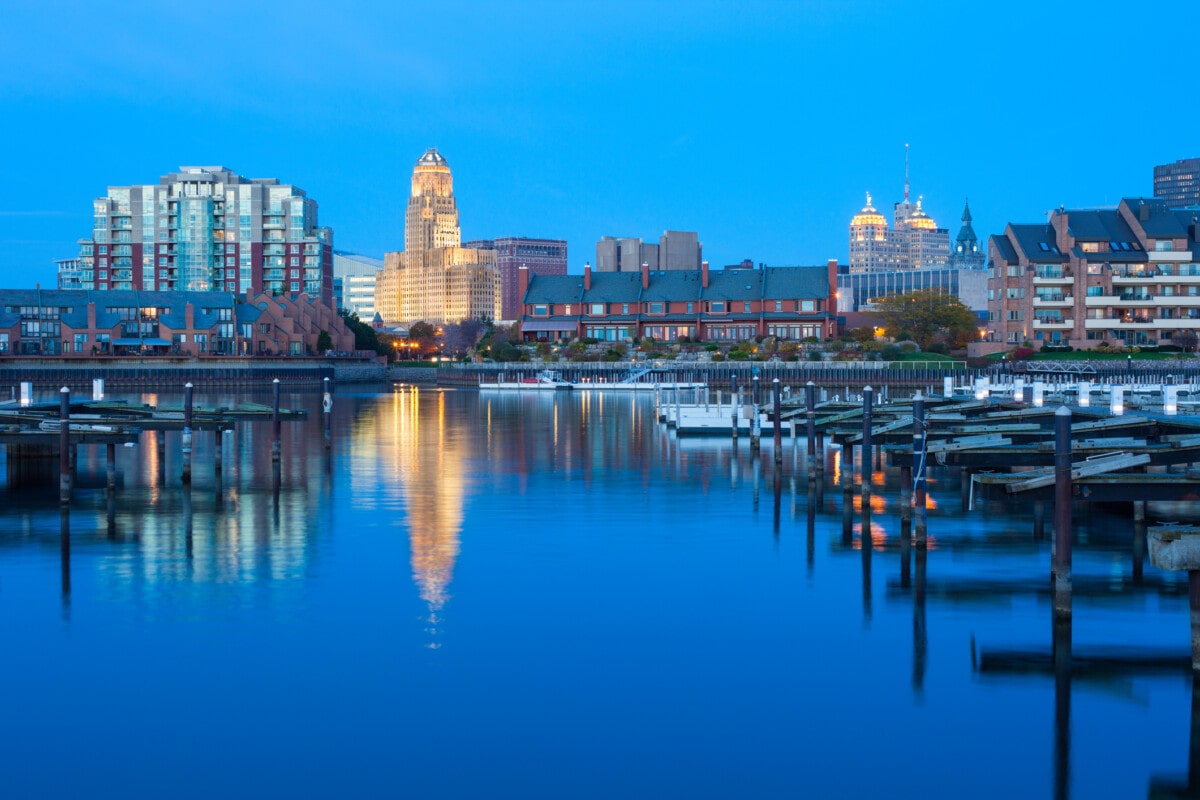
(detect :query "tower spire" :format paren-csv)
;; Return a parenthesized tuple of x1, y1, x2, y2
(904, 143, 910, 203)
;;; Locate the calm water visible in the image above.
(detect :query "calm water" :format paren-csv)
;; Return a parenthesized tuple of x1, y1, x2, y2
(0, 385, 1195, 798)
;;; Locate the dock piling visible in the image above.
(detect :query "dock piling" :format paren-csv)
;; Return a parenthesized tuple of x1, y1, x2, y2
(181, 382, 193, 484)
(272, 378, 282, 465)
(58, 387, 70, 504)
(1054, 405, 1073, 618)
(861, 385, 873, 512)
(730, 375, 739, 445)
(913, 391, 927, 548)
(323, 377, 333, 448)
(806, 381, 816, 482)
(772, 378, 782, 466)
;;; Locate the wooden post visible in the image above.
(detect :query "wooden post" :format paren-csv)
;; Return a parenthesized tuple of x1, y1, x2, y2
(806, 381, 816, 482)
(214, 428, 224, 475)
(773, 378, 782, 466)
(1053, 405, 1072, 618)
(181, 382, 194, 484)
(861, 385, 873, 508)
(913, 391, 927, 548)
(324, 376, 333, 448)
(59, 386, 70, 504)
(750, 375, 761, 455)
(272, 378, 282, 465)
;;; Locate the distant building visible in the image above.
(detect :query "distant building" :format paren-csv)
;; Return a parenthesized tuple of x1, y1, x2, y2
(333, 252, 384, 319)
(1154, 158, 1200, 207)
(0, 288, 355, 357)
(848, 192, 950, 273)
(518, 260, 837, 343)
(55, 258, 83, 290)
(74, 166, 334, 306)
(463, 237, 567, 322)
(376, 149, 500, 325)
(595, 230, 702, 272)
(947, 199, 986, 270)
(985, 197, 1200, 350)
(837, 266, 988, 313)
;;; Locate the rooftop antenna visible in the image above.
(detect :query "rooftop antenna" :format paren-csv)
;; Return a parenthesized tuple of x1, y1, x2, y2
(904, 143, 910, 203)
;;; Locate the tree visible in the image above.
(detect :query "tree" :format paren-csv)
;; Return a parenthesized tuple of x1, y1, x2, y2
(874, 290, 977, 349)
(441, 318, 488, 357)
(1174, 330, 1198, 353)
(316, 329, 333, 354)
(339, 311, 387, 356)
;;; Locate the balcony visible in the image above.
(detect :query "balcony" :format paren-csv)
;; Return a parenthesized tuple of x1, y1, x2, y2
(1032, 294, 1072, 306)
(1033, 317, 1073, 328)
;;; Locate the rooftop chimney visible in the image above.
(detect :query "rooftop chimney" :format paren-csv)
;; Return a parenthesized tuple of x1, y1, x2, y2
(518, 265, 530, 309)
(584, 261, 591, 291)
(641, 261, 650, 290)
(701, 260, 709, 289)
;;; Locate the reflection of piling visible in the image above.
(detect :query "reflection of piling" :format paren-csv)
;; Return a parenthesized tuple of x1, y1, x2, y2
(106, 442, 116, 492)
(773, 464, 782, 534)
(772, 379, 782, 466)
(730, 375, 739, 445)
(271, 378, 282, 465)
(60, 504, 71, 603)
(806, 483, 816, 571)
(806, 381, 816, 481)
(1053, 609, 1072, 800)
(323, 377, 333, 448)
(58, 387, 71, 504)
(913, 547, 927, 694)
(913, 392, 927, 548)
(1053, 406, 1073, 618)
(181, 382, 194, 484)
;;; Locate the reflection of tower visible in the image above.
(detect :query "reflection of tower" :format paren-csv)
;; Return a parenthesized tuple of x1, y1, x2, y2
(391, 388, 465, 618)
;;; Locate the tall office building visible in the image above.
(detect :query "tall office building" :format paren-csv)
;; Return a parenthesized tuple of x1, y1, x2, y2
(332, 251, 384, 318)
(848, 148, 951, 273)
(1153, 158, 1200, 207)
(464, 237, 567, 322)
(595, 230, 701, 272)
(377, 149, 500, 325)
(75, 166, 333, 306)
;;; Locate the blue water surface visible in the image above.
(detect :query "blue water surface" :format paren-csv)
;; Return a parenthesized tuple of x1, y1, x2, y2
(0, 386, 1192, 799)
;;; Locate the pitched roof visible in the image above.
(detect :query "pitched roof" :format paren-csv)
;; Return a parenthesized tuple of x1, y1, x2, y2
(1008, 224, 1066, 263)
(761, 266, 828, 298)
(582, 272, 643, 303)
(639, 270, 702, 301)
(702, 269, 762, 300)
(524, 274, 584, 305)
(990, 233, 1020, 264)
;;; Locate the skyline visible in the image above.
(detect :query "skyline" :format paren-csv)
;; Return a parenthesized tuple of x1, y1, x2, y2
(3, 0, 1200, 289)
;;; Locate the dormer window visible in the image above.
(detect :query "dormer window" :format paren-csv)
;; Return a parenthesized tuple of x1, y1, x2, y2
(589, 303, 605, 315)
(533, 304, 548, 316)
(710, 301, 726, 313)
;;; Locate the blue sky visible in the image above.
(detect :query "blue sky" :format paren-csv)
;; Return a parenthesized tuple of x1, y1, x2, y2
(2, 0, 1198, 288)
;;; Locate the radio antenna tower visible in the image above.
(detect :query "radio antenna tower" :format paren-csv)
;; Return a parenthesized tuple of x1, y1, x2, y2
(904, 143, 910, 203)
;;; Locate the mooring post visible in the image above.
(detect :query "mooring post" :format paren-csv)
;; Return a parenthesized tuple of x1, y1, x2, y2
(750, 375, 761, 455)
(58, 386, 71, 504)
(861, 385, 873, 516)
(913, 391, 927, 548)
(960, 468, 972, 512)
(214, 428, 225, 475)
(1053, 405, 1073, 618)
(1192, 572, 1200, 672)
(106, 442, 116, 492)
(816, 430, 825, 477)
(806, 381, 816, 481)
(272, 378, 282, 465)
(773, 378, 782, 466)
(323, 376, 333, 448)
(730, 374, 739, 445)
(181, 382, 194, 484)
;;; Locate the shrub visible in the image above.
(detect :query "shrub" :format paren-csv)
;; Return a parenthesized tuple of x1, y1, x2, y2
(925, 342, 949, 355)
(897, 340, 921, 353)
(704, 343, 719, 352)
(806, 350, 823, 361)
(880, 344, 902, 361)
(711, 353, 725, 362)
(1012, 346, 1035, 360)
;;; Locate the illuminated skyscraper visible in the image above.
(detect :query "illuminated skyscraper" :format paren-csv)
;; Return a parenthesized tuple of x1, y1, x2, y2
(1154, 158, 1200, 207)
(848, 148, 951, 273)
(377, 148, 500, 324)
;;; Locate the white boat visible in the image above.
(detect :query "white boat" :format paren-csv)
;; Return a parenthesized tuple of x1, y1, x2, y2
(479, 370, 574, 391)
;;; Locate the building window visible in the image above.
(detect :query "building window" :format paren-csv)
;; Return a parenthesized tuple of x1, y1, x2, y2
(622, 303, 629, 314)
(801, 300, 815, 312)
(589, 303, 605, 315)
(533, 305, 548, 316)
(775, 300, 782, 312)
(648, 302, 664, 314)
(686, 302, 693, 314)
(710, 301, 725, 313)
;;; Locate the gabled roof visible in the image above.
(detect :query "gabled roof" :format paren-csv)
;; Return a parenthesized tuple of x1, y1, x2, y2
(702, 269, 762, 300)
(639, 270, 702, 301)
(1122, 197, 1191, 238)
(1065, 208, 1139, 245)
(990, 233, 1020, 265)
(524, 274, 584, 305)
(582, 272, 643, 303)
(761, 266, 828, 298)
(1008, 224, 1067, 263)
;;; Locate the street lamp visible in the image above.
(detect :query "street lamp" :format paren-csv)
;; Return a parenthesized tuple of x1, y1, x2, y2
(1127, 353, 1133, 376)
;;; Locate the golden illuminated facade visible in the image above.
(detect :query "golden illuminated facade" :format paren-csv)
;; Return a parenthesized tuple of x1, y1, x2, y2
(849, 193, 950, 272)
(377, 148, 502, 325)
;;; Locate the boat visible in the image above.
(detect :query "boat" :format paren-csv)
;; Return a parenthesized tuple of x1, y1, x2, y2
(479, 369, 575, 391)
(573, 367, 706, 392)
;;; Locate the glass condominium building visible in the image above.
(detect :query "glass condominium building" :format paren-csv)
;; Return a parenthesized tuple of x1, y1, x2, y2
(76, 166, 334, 307)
